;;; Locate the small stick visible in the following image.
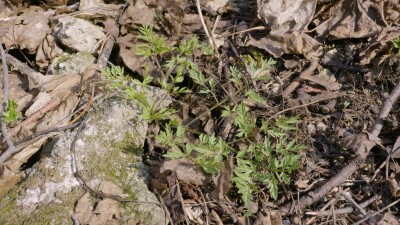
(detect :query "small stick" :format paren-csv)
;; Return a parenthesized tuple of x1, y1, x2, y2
(175, 180, 190, 225)
(352, 197, 400, 225)
(0, 43, 16, 164)
(195, 0, 218, 51)
(306, 195, 379, 216)
(340, 191, 367, 216)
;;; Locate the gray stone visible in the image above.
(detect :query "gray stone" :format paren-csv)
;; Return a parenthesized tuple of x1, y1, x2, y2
(49, 52, 95, 75)
(54, 16, 105, 53)
(0, 87, 172, 225)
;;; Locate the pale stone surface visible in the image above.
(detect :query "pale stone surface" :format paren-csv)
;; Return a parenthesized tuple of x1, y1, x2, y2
(49, 52, 95, 75)
(54, 16, 105, 53)
(0, 88, 172, 225)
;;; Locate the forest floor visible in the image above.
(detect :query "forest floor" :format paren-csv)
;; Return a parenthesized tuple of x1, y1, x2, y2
(1, 0, 400, 224)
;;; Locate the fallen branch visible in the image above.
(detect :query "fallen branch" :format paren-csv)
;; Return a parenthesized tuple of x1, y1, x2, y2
(281, 77, 400, 215)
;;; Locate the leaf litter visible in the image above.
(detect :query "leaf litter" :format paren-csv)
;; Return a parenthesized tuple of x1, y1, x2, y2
(0, 0, 400, 224)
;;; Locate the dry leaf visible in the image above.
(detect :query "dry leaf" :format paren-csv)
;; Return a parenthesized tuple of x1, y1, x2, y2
(313, 0, 382, 40)
(117, 34, 155, 76)
(390, 136, 400, 158)
(74, 193, 94, 224)
(160, 158, 207, 186)
(98, 181, 124, 195)
(25, 92, 51, 117)
(1, 6, 53, 53)
(211, 155, 233, 201)
(257, 0, 316, 34)
(35, 34, 64, 69)
(376, 211, 399, 225)
(0, 164, 20, 198)
(120, 0, 156, 27)
(206, 0, 229, 14)
(247, 31, 322, 59)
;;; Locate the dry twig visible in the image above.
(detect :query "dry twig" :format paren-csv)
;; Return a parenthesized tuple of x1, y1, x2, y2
(0, 43, 16, 164)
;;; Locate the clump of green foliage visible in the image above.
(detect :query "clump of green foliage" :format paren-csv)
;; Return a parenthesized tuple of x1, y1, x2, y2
(102, 25, 305, 206)
(394, 37, 400, 54)
(1, 99, 20, 124)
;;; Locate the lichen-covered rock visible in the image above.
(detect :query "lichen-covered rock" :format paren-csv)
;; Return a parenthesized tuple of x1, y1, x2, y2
(53, 16, 105, 53)
(0, 88, 172, 225)
(49, 52, 95, 75)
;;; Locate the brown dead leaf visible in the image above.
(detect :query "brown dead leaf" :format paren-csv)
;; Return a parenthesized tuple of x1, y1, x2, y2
(211, 155, 233, 201)
(0, 71, 33, 111)
(1, 6, 53, 53)
(160, 158, 207, 186)
(77, 0, 121, 20)
(91, 198, 123, 221)
(24, 74, 80, 119)
(376, 211, 399, 225)
(25, 92, 51, 117)
(120, 0, 156, 28)
(390, 136, 400, 158)
(257, 0, 317, 34)
(74, 183, 125, 225)
(359, 28, 400, 65)
(74, 193, 94, 224)
(247, 31, 323, 59)
(387, 173, 400, 197)
(98, 180, 124, 195)
(313, 0, 382, 40)
(0, 164, 20, 198)
(206, 0, 230, 14)
(117, 34, 154, 75)
(35, 34, 64, 69)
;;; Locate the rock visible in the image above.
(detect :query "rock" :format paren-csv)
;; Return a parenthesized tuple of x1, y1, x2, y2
(0, 87, 172, 225)
(53, 16, 105, 53)
(48, 52, 95, 75)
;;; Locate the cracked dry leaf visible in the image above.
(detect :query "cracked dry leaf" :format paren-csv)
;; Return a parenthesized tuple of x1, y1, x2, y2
(0, 164, 20, 198)
(98, 180, 124, 195)
(117, 34, 155, 76)
(211, 155, 233, 201)
(313, 0, 382, 40)
(0, 71, 33, 112)
(257, 0, 317, 34)
(253, 210, 282, 225)
(1, 6, 53, 53)
(206, 0, 230, 14)
(120, 0, 156, 28)
(160, 158, 207, 186)
(390, 136, 400, 158)
(74, 193, 94, 224)
(77, 0, 121, 19)
(247, 31, 322, 59)
(35, 34, 64, 69)
(74, 182, 125, 225)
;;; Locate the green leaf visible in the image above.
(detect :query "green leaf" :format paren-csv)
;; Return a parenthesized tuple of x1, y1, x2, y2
(164, 149, 185, 159)
(267, 175, 279, 200)
(394, 37, 400, 49)
(2, 99, 20, 124)
(245, 90, 266, 103)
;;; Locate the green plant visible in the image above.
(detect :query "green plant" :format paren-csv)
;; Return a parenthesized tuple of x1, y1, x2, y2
(2, 99, 20, 124)
(101, 66, 173, 123)
(394, 37, 400, 51)
(102, 25, 305, 208)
